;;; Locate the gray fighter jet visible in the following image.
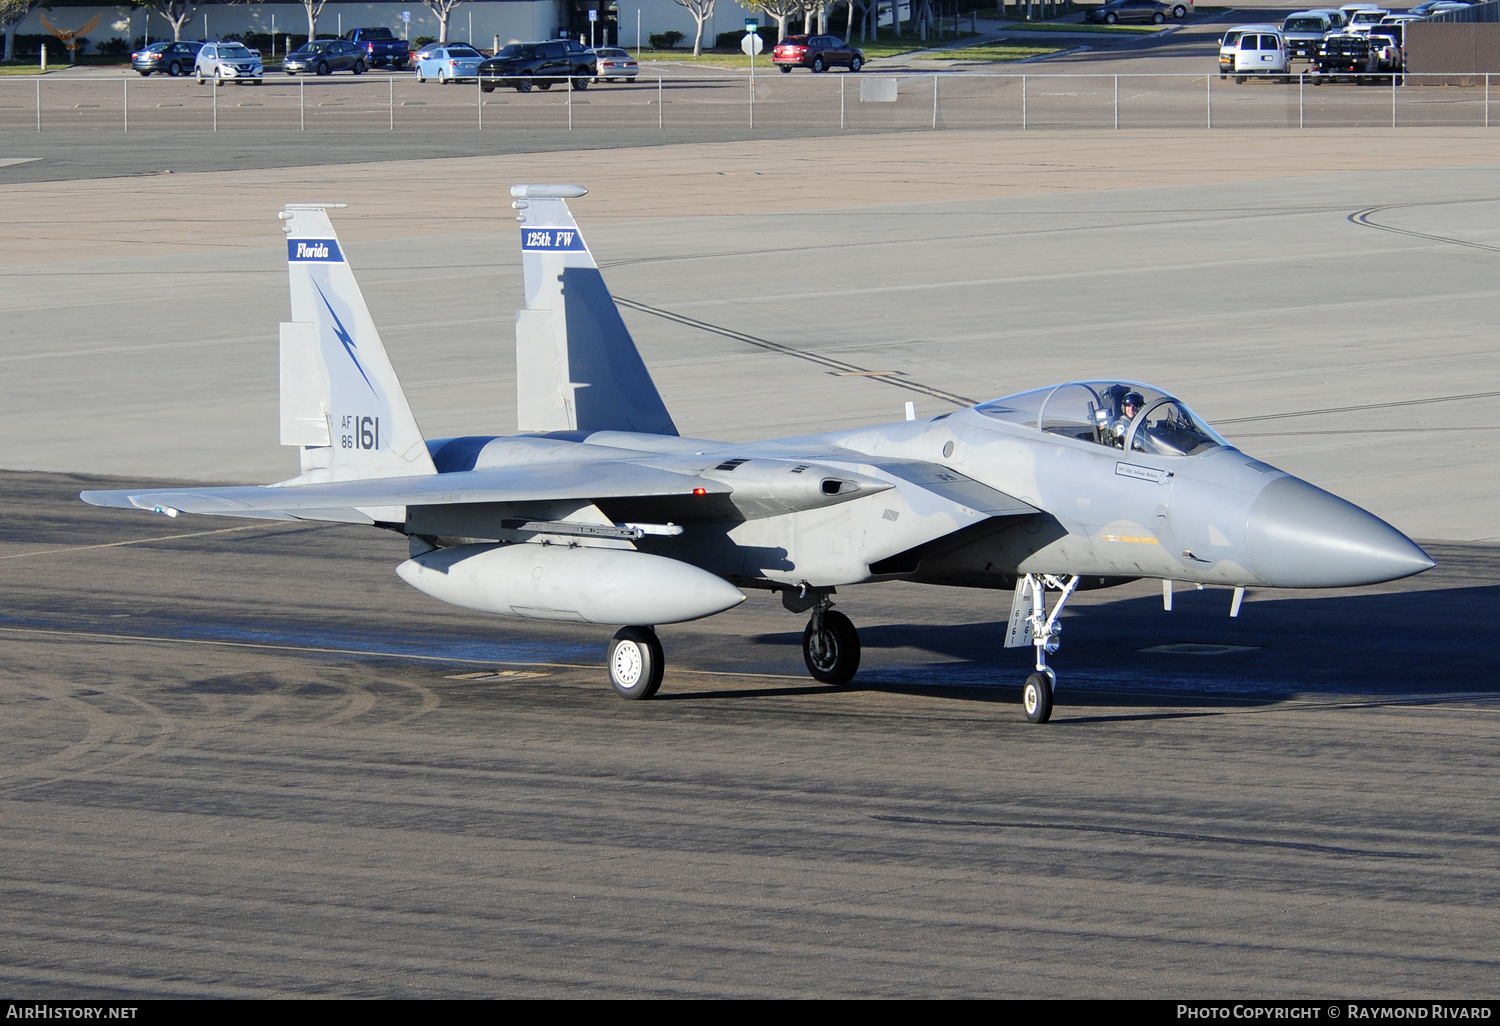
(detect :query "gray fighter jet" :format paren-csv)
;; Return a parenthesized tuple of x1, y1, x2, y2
(82, 186, 1435, 722)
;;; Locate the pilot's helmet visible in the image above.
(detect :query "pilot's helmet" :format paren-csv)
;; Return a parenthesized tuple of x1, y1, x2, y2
(1122, 391, 1145, 415)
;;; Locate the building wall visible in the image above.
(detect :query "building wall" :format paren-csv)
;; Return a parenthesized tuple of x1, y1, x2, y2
(13, 0, 775, 53)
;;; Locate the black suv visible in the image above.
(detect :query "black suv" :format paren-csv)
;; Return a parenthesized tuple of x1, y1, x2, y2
(478, 40, 596, 93)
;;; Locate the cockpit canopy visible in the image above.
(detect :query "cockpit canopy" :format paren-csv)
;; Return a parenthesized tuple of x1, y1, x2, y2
(976, 381, 1228, 457)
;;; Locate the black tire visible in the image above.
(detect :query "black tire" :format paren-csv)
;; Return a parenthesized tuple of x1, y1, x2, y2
(1236, 75, 1246, 84)
(608, 626, 664, 700)
(573, 72, 589, 90)
(352, 59, 365, 75)
(516, 79, 533, 92)
(317, 61, 330, 76)
(137, 70, 151, 77)
(1022, 672, 1053, 724)
(849, 54, 863, 72)
(167, 61, 181, 76)
(536, 81, 551, 90)
(1153, 11, 1165, 23)
(812, 55, 826, 73)
(480, 81, 495, 93)
(1105, 11, 1118, 23)
(803, 610, 860, 687)
(779, 64, 791, 73)
(1173, 3, 1187, 16)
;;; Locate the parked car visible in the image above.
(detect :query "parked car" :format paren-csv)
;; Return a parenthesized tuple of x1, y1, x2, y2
(1083, 0, 1176, 24)
(1227, 28, 1289, 81)
(194, 41, 263, 85)
(131, 40, 203, 77)
(1281, 12, 1335, 60)
(771, 34, 865, 73)
(1308, 7, 1351, 28)
(1345, 8, 1392, 33)
(1312, 32, 1378, 79)
(283, 39, 367, 76)
(1407, 0, 1470, 14)
(416, 43, 485, 84)
(476, 40, 596, 92)
(1366, 29, 1404, 76)
(588, 46, 638, 82)
(1219, 23, 1280, 76)
(409, 40, 464, 65)
(343, 27, 409, 69)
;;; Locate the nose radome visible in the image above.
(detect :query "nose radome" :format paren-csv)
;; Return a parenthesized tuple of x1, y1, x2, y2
(1247, 476, 1435, 588)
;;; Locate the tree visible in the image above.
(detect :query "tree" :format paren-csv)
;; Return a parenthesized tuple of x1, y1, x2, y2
(741, 0, 807, 42)
(418, 0, 469, 44)
(130, 0, 199, 42)
(672, 0, 715, 56)
(131, 0, 258, 42)
(1, 0, 43, 61)
(292, 0, 330, 38)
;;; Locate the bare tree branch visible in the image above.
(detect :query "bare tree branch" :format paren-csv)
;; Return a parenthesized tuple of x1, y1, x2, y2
(672, 0, 716, 56)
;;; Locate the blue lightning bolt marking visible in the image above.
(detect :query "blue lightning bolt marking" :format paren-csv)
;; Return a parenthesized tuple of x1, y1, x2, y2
(312, 279, 377, 395)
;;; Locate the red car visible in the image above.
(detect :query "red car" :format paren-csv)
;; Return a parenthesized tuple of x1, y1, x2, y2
(772, 34, 864, 73)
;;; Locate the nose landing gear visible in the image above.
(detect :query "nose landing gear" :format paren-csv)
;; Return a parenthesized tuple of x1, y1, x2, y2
(1009, 573, 1080, 723)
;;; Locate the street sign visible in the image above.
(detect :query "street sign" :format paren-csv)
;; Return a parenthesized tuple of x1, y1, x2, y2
(741, 31, 763, 55)
(401, 10, 410, 22)
(588, 8, 597, 20)
(745, 18, 758, 31)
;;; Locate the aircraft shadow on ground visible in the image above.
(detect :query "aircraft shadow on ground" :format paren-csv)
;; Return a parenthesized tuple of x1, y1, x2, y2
(724, 583, 1500, 711)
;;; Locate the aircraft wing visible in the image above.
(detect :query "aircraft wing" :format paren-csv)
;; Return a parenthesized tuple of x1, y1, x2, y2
(80, 462, 731, 520)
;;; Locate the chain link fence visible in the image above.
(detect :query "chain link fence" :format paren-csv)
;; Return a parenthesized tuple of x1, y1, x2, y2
(2, 72, 1497, 133)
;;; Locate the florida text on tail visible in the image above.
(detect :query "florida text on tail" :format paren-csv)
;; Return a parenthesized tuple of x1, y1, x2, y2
(82, 185, 1433, 721)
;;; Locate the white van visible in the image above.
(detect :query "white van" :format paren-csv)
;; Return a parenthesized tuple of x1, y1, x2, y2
(1220, 23, 1280, 76)
(1221, 25, 1290, 81)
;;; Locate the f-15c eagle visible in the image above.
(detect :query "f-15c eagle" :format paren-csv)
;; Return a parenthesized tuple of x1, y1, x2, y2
(83, 185, 1434, 723)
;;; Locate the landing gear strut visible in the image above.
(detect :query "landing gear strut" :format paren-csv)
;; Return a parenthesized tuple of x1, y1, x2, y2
(608, 625, 663, 699)
(797, 591, 860, 686)
(1014, 573, 1080, 724)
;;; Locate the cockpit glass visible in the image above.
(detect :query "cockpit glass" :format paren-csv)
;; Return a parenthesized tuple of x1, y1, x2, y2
(1129, 399, 1227, 456)
(973, 387, 1050, 428)
(977, 381, 1226, 456)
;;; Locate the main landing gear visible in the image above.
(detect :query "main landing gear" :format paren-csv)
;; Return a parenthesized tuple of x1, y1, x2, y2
(1014, 573, 1080, 724)
(786, 587, 861, 687)
(608, 625, 663, 700)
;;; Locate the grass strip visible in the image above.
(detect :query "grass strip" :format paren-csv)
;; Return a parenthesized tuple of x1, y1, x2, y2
(914, 44, 1062, 60)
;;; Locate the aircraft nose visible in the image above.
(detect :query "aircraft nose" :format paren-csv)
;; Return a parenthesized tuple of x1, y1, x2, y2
(1246, 476, 1435, 587)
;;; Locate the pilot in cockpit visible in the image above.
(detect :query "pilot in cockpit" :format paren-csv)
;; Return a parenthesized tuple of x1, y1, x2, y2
(1096, 389, 1145, 448)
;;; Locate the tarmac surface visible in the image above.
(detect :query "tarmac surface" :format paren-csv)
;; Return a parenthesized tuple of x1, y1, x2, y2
(2, 114, 1499, 996)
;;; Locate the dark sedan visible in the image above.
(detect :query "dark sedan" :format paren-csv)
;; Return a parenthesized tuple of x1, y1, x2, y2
(1083, 0, 1175, 24)
(284, 39, 367, 76)
(477, 40, 596, 93)
(771, 34, 864, 73)
(130, 40, 203, 76)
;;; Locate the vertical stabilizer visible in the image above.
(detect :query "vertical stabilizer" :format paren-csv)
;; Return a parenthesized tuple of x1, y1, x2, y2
(280, 205, 435, 481)
(511, 184, 677, 437)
